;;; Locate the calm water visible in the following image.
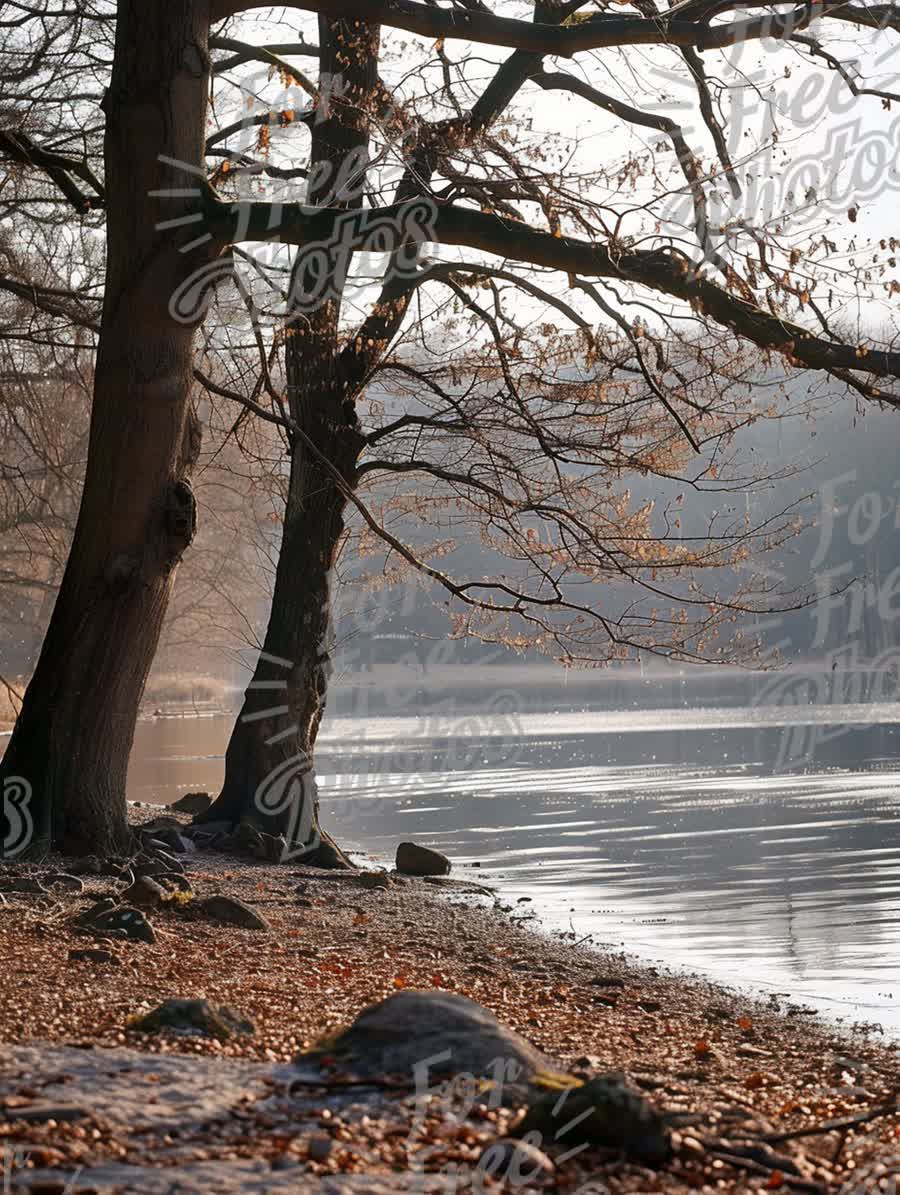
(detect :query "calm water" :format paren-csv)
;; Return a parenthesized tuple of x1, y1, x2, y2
(130, 702, 900, 1031)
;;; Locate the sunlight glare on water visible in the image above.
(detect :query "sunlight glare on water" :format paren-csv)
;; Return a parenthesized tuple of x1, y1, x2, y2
(128, 703, 900, 1032)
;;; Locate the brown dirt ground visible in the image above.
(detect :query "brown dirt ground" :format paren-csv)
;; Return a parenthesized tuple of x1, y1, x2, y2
(0, 812, 897, 1193)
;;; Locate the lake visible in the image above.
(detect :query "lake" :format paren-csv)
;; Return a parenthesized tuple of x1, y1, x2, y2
(128, 697, 900, 1034)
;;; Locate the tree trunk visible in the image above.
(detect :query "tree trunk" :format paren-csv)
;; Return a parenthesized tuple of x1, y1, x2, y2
(201, 17, 377, 867)
(201, 388, 363, 868)
(1, 1, 210, 857)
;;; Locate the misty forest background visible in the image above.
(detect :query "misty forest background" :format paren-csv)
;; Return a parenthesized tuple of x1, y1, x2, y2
(4, 364, 897, 724)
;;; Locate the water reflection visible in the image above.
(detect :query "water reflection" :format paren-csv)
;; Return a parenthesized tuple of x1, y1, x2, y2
(127, 705, 900, 1030)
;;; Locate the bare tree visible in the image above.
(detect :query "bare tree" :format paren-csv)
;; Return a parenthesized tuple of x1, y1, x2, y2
(1, 1, 209, 853)
(0, 197, 281, 718)
(3, 0, 900, 856)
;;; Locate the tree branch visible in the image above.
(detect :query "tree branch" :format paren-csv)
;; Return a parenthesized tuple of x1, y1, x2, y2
(0, 129, 104, 212)
(209, 35, 317, 95)
(206, 195, 900, 381)
(211, 0, 834, 54)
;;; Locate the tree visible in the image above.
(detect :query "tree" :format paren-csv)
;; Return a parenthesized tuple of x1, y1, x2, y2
(1, 1, 211, 854)
(4, 0, 900, 857)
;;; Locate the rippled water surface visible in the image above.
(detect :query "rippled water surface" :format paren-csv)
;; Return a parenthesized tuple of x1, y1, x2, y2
(129, 703, 900, 1031)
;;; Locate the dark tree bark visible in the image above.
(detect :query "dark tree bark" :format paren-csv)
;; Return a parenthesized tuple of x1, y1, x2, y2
(1, 0, 211, 856)
(200, 381, 363, 866)
(200, 17, 377, 864)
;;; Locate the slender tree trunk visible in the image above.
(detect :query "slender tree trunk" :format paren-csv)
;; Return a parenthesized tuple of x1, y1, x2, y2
(201, 17, 377, 866)
(201, 388, 363, 867)
(1, 1, 210, 857)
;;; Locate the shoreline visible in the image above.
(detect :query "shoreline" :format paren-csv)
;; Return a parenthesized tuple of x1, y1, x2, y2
(340, 834, 900, 1045)
(0, 812, 898, 1192)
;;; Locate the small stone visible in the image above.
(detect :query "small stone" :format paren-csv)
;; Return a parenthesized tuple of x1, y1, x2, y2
(199, 894, 269, 930)
(120, 875, 169, 908)
(358, 870, 392, 889)
(130, 998, 254, 1041)
(171, 791, 212, 815)
(74, 896, 117, 925)
(142, 827, 192, 854)
(477, 1137, 554, 1182)
(68, 948, 118, 965)
(89, 905, 156, 944)
(631, 1073, 668, 1091)
(307, 1134, 333, 1161)
(395, 841, 451, 877)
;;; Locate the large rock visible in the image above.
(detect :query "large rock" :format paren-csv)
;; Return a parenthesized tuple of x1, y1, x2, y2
(517, 1072, 671, 1165)
(130, 999, 254, 1041)
(199, 894, 269, 931)
(301, 991, 557, 1086)
(395, 842, 451, 877)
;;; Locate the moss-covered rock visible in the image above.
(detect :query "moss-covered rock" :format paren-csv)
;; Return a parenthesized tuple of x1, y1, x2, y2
(129, 999, 254, 1041)
(299, 990, 565, 1095)
(517, 1071, 671, 1166)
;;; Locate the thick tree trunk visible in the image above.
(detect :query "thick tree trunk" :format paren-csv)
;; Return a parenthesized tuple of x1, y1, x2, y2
(201, 390, 363, 867)
(1, 1, 210, 857)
